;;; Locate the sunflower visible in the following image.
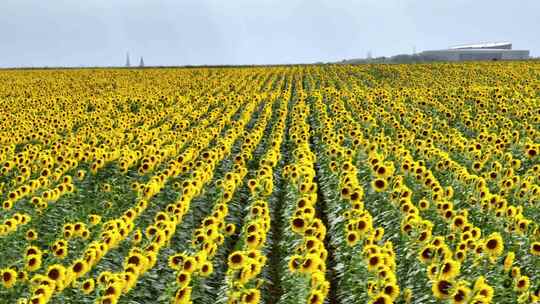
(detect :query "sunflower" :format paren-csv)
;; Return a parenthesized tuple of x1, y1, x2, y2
(176, 271, 191, 288)
(439, 259, 460, 280)
(530, 242, 540, 256)
(1, 268, 17, 288)
(168, 253, 186, 270)
(122, 271, 138, 293)
(17, 270, 27, 282)
(28, 294, 46, 304)
(300, 254, 320, 273)
(241, 289, 260, 304)
(483, 232, 504, 257)
(526, 146, 538, 158)
(402, 288, 412, 303)
(307, 289, 324, 304)
(451, 215, 466, 231)
(132, 230, 142, 244)
(1, 198, 14, 210)
(366, 254, 384, 272)
(247, 179, 258, 193)
(102, 183, 112, 192)
(291, 216, 307, 234)
(25, 229, 38, 241)
(369, 293, 392, 304)
(81, 278, 95, 295)
(99, 295, 118, 304)
(225, 223, 236, 236)
(432, 279, 454, 300)
(24, 254, 41, 271)
(503, 251, 515, 272)
(511, 266, 521, 279)
(81, 229, 90, 239)
(418, 199, 430, 210)
(382, 281, 400, 300)
(104, 280, 123, 298)
(32, 280, 55, 301)
(77, 170, 86, 180)
(53, 247, 68, 259)
(346, 231, 359, 246)
(173, 286, 192, 304)
(46, 264, 67, 289)
(71, 259, 88, 279)
(89, 214, 102, 226)
(245, 233, 261, 249)
(418, 245, 434, 264)
(372, 178, 388, 192)
(473, 276, 493, 301)
(199, 261, 213, 277)
(288, 255, 303, 272)
(452, 286, 471, 304)
(514, 275, 530, 293)
(228, 252, 245, 270)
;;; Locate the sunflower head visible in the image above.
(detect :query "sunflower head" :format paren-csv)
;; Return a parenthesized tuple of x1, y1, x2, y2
(81, 278, 95, 295)
(483, 232, 504, 257)
(1, 268, 17, 288)
(432, 279, 454, 300)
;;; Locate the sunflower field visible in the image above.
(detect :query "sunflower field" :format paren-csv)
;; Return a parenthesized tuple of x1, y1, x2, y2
(0, 62, 539, 304)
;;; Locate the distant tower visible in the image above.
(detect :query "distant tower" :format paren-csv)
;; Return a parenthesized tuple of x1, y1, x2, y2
(139, 57, 145, 67)
(126, 52, 131, 67)
(367, 50, 373, 59)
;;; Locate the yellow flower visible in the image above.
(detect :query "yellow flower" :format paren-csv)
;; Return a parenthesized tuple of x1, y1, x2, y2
(369, 293, 392, 304)
(452, 286, 471, 304)
(346, 231, 359, 246)
(81, 278, 95, 294)
(308, 289, 325, 304)
(225, 223, 236, 236)
(402, 288, 412, 303)
(514, 275, 530, 293)
(176, 271, 191, 288)
(174, 286, 192, 304)
(439, 259, 461, 280)
(99, 295, 118, 304)
(241, 289, 260, 304)
(473, 276, 494, 301)
(25, 254, 42, 272)
(199, 261, 213, 277)
(46, 264, 67, 289)
(25, 229, 38, 241)
(182, 256, 197, 273)
(71, 259, 89, 279)
(366, 254, 384, 272)
(371, 178, 388, 192)
(300, 254, 321, 273)
(483, 232, 504, 257)
(503, 251, 515, 272)
(288, 255, 303, 273)
(103, 280, 123, 298)
(89, 214, 102, 226)
(0, 268, 17, 288)
(432, 279, 454, 300)
(290, 216, 307, 234)
(382, 281, 400, 300)
(530, 242, 540, 256)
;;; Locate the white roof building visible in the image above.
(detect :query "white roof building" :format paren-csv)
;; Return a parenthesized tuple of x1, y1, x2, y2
(420, 42, 529, 61)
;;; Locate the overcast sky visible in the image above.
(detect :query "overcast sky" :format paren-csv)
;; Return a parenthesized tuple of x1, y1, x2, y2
(1, 0, 538, 67)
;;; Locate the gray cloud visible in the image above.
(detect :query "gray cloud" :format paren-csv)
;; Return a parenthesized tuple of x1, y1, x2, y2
(1, 0, 538, 67)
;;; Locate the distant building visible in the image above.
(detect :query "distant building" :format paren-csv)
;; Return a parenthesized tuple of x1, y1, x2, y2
(420, 42, 529, 61)
(126, 52, 131, 67)
(139, 57, 144, 67)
